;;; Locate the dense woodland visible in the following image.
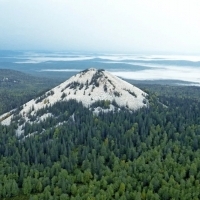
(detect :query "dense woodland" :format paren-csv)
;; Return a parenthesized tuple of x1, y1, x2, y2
(1, 71, 200, 199)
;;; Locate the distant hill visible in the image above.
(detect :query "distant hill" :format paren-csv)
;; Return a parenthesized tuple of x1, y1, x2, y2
(0, 69, 60, 115)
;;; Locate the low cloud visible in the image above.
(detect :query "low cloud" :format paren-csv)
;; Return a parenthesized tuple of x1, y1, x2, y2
(112, 67, 200, 84)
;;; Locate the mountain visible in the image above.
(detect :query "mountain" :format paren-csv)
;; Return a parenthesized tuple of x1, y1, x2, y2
(2, 71, 200, 199)
(0, 68, 148, 135)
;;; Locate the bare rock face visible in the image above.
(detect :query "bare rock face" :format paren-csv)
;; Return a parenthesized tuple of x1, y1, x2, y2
(0, 68, 148, 127)
(55, 68, 148, 110)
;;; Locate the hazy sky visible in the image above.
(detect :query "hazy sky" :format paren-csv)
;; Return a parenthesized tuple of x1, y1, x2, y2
(0, 0, 200, 54)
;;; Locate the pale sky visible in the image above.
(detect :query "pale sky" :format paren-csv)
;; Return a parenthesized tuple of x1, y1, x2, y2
(0, 0, 200, 54)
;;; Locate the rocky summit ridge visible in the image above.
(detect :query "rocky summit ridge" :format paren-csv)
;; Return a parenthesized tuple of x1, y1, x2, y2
(0, 68, 148, 127)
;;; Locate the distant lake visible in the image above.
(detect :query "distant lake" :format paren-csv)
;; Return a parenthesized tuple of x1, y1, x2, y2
(0, 50, 200, 86)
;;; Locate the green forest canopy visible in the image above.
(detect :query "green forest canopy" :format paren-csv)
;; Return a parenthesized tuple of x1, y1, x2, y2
(0, 83, 200, 199)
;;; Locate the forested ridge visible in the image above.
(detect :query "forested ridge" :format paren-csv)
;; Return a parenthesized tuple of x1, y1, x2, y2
(1, 84, 200, 199)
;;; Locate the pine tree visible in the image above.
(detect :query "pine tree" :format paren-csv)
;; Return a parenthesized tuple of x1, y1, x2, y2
(22, 176, 32, 195)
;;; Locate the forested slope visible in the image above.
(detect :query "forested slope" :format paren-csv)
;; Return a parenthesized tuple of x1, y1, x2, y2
(1, 85, 200, 199)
